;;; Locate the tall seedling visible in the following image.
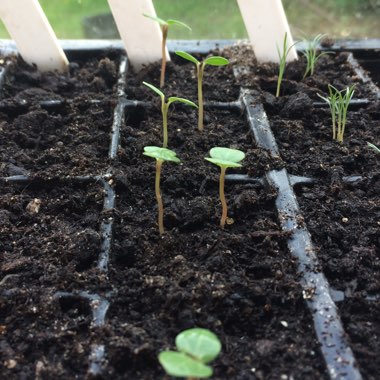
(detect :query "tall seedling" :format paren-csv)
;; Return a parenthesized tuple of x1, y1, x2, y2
(205, 147, 245, 229)
(143, 146, 180, 235)
(143, 14, 191, 87)
(175, 51, 229, 132)
(143, 82, 197, 148)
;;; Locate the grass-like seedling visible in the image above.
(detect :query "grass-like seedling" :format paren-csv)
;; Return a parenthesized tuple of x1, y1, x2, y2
(159, 328, 221, 379)
(143, 146, 180, 235)
(302, 34, 330, 79)
(143, 82, 197, 148)
(276, 32, 297, 97)
(205, 147, 245, 229)
(175, 51, 229, 132)
(143, 14, 191, 88)
(318, 84, 355, 143)
(367, 142, 380, 154)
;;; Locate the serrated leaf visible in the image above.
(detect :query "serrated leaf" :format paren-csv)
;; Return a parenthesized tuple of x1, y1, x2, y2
(159, 351, 212, 378)
(142, 13, 168, 26)
(168, 97, 198, 108)
(143, 81, 164, 99)
(204, 56, 229, 66)
(166, 19, 191, 31)
(175, 50, 200, 65)
(175, 328, 222, 363)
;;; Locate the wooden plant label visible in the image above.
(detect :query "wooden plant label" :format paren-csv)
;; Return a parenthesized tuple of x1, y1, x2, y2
(108, 0, 169, 71)
(0, 0, 68, 72)
(237, 0, 298, 62)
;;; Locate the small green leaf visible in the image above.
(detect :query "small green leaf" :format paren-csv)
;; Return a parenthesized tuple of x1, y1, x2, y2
(175, 50, 200, 65)
(143, 146, 180, 163)
(143, 81, 164, 99)
(142, 13, 168, 26)
(159, 351, 212, 378)
(166, 19, 192, 31)
(168, 97, 198, 108)
(206, 147, 245, 169)
(205, 158, 243, 168)
(367, 142, 380, 154)
(204, 56, 229, 66)
(175, 328, 222, 363)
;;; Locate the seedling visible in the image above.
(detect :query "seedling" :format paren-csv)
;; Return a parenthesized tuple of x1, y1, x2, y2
(276, 32, 297, 97)
(159, 328, 221, 379)
(143, 146, 180, 235)
(175, 51, 229, 132)
(205, 147, 245, 229)
(302, 34, 330, 79)
(318, 85, 355, 143)
(143, 82, 197, 148)
(367, 142, 380, 154)
(143, 14, 191, 87)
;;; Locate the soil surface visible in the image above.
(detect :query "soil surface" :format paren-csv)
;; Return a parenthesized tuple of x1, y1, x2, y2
(0, 43, 379, 379)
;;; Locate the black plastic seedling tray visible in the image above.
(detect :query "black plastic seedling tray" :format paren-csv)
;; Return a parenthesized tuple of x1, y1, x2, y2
(0, 39, 379, 379)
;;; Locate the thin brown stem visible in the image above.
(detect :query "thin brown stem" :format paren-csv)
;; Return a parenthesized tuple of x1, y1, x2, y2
(197, 63, 205, 131)
(160, 25, 168, 88)
(162, 101, 169, 148)
(219, 167, 227, 228)
(155, 160, 164, 235)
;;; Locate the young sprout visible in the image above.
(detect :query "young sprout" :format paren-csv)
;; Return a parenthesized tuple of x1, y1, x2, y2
(143, 82, 197, 148)
(175, 51, 229, 132)
(159, 328, 221, 379)
(276, 32, 297, 97)
(367, 142, 380, 154)
(205, 147, 245, 229)
(318, 84, 355, 143)
(143, 146, 180, 235)
(302, 34, 330, 79)
(143, 14, 191, 88)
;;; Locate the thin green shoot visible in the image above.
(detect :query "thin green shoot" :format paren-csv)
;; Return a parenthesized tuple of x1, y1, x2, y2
(205, 147, 245, 229)
(143, 81, 197, 148)
(159, 328, 221, 379)
(175, 51, 229, 132)
(276, 32, 297, 97)
(143, 146, 180, 235)
(302, 34, 331, 79)
(318, 84, 355, 143)
(367, 142, 380, 154)
(143, 14, 191, 88)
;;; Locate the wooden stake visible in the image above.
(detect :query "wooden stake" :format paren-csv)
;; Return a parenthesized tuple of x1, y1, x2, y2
(108, 0, 169, 72)
(236, 0, 298, 63)
(0, 0, 68, 72)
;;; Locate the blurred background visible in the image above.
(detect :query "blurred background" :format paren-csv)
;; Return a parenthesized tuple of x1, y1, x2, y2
(0, 0, 379, 40)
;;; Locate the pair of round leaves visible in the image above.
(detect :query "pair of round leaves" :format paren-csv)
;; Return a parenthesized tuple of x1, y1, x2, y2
(205, 147, 245, 168)
(143, 146, 180, 163)
(159, 328, 221, 378)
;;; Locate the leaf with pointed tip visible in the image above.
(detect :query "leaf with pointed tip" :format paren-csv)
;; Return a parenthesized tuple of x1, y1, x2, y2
(142, 13, 168, 26)
(175, 51, 200, 65)
(204, 56, 229, 66)
(168, 97, 198, 108)
(143, 82, 164, 99)
(166, 19, 191, 31)
(159, 351, 212, 378)
(175, 328, 222, 363)
(143, 146, 180, 163)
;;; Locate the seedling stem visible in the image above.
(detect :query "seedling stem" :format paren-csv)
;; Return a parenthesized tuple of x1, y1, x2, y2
(219, 167, 228, 229)
(155, 159, 164, 235)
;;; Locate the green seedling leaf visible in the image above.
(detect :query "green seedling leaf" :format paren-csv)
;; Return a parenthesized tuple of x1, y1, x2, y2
(142, 13, 168, 26)
(143, 146, 180, 163)
(159, 351, 212, 378)
(175, 50, 200, 65)
(143, 81, 164, 99)
(176, 328, 222, 364)
(205, 147, 245, 168)
(166, 19, 191, 30)
(204, 56, 230, 66)
(168, 97, 198, 108)
(368, 142, 380, 154)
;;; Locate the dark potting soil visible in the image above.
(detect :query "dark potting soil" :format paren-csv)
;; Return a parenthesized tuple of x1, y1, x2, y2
(0, 43, 379, 379)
